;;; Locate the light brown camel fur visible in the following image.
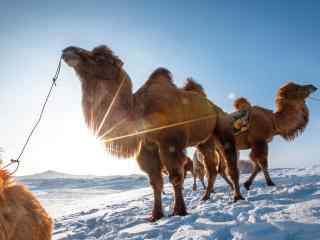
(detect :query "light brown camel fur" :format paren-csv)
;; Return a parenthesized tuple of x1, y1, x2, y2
(0, 170, 53, 240)
(194, 82, 317, 192)
(192, 150, 207, 191)
(234, 82, 317, 190)
(62, 45, 244, 221)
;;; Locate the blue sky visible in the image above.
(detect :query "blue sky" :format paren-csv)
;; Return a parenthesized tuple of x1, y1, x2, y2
(0, 0, 319, 175)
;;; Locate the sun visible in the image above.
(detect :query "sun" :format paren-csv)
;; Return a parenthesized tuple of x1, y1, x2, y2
(58, 121, 141, 176)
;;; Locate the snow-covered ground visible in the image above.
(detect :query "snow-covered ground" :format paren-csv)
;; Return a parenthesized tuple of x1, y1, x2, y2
(19, 166, 320, 240)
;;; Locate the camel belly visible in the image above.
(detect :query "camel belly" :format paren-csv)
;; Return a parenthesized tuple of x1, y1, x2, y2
(236, 132, 251, 150)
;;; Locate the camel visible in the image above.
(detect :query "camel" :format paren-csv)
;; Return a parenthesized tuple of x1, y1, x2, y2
(192, 150, 207, 191)
(0, 169, 52, 240)
(193, 82, 317, 192)
(234, 82, 317, 190)
(183, 157, 193, 178)
(192, 148, 235, 193)
(62, 45, 244, 221)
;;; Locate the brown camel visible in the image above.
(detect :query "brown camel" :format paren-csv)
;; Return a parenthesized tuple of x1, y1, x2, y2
(192, 150, 207, 191)
(192, 148, 235, 192)
(195, 82, 317, 192)
(62, 45, 244, 221)
(234, 82, 317, 190)
(0, 170, 52, 240)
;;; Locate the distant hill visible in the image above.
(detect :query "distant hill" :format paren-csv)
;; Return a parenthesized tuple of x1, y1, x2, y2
(18, 170, 97, 180)
(238, 160, 253, 174)
(18, 170, 146, 181)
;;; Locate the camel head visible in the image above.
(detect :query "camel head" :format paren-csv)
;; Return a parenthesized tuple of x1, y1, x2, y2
(276, 82, 317, 103)
(275, 82, 317, 140)
(62, 45, 124, 82)
(62, 45, 133, 137)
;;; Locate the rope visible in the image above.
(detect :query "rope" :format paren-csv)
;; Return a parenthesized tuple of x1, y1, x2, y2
(1, 56, 62, 175)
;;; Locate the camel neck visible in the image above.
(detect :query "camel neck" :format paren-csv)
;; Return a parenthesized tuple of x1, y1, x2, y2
(274, 99, 309, 140)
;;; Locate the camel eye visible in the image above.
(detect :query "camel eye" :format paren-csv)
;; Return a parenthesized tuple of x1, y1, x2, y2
(96, 56, 106, 63)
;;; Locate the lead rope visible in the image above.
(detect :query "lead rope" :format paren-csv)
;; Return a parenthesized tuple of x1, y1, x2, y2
(1, 56, 63, 175)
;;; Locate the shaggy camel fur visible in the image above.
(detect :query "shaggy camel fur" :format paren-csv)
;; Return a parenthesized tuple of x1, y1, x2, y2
(234, 82, 317, 190)
(0, 170, 52, 240)
(191, 82, 316, 193)
(62, 45, 243, 221)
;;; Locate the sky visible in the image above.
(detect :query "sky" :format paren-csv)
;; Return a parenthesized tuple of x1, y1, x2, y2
(0, 0, 319, 176)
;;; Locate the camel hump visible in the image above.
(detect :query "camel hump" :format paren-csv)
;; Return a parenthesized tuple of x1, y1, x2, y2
(183, 78, 206, 96)
(147, 67, 176, 88)
(234, 97, 252, 111)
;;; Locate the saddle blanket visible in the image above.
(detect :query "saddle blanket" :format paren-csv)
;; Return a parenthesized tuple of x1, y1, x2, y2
(230, 110, 250, 135)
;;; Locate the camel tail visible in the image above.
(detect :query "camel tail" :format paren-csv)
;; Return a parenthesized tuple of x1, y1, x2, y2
(234, 97, 252, 111)
(183, 78, 206, 96)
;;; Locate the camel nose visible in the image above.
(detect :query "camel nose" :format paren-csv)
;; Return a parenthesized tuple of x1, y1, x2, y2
(307, 85, 317, 93)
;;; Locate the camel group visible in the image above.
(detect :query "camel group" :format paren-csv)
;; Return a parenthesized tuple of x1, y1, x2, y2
(62, 44, 317, 222)
(0, 44, 316, 240)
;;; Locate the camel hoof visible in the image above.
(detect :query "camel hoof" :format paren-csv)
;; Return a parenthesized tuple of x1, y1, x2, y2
(243, 181, 251, 191)
(267, 181, 276, 186)
(201, 195, 210, 201)
(172, 209, 188, 217)
(148, 212, 164, 222)
(234, 195, 245, 202)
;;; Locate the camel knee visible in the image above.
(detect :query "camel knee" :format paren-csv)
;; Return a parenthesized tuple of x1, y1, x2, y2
(149, 175, 163, 191)
(169, 169, 184, 187)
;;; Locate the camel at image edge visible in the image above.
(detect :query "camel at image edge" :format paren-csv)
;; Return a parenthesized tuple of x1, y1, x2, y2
(193, 82, 317, 192)
(0, 170, 53, 240)
(235, 82, 317, 190)
(62, 45, 244, 221)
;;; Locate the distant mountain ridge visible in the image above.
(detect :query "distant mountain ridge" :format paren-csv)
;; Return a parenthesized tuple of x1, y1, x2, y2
(18, 170, 146, 181)
(18, 170, 97, 180)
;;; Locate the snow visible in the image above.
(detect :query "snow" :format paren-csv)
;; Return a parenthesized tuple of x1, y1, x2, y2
(20, 166, 320, 240)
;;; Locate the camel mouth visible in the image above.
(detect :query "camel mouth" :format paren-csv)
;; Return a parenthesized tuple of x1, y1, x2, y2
(62, 46, 83, 67)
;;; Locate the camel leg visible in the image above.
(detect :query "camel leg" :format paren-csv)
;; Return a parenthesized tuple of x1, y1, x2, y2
(244, 141, 275, 190)
(200, 176, 206, 190)
(255, 142, 275, 187)
(244, 162, 260, 190)
(136, 143, 164, 222)
(192, 174, 197, 191)
(159, 142, 187, 216)
(221, 170, 234, 191)
(198, 139, 218, 201)
(217, 136, 244, 202)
